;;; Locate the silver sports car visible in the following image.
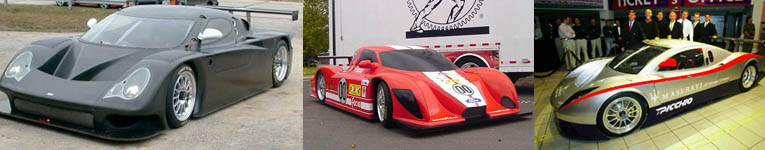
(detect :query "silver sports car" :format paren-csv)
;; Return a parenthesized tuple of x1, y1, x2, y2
(551, 39, 765, 139)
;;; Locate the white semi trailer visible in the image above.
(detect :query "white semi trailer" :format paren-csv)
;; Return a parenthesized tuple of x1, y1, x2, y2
(328, 0, 533, 81)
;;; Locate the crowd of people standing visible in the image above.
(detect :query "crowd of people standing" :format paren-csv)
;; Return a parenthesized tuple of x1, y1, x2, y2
(539, 9, 723, 70)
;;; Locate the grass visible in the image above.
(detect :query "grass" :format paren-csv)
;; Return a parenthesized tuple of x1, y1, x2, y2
(303, 67, 318, 76)
(0, 4, 116, 32)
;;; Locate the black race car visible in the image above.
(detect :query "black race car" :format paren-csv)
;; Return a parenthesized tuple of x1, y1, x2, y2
(0, 5, 294, 141)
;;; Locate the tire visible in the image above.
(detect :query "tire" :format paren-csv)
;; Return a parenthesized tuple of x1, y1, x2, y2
(375, 81, 395, 128)
(315, 71, 326, 103)
(55, 1, 65, 6)
(596, 93, 647, 137)
(455, 56, 487, 69)
(99, 4, 109, 9)
(165, 65, 198, 128)
(740, 63, 758, 92)
(272, 41, 291, 88)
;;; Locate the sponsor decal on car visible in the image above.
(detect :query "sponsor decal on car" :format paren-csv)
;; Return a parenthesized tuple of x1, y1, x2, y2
(656, 97, 693, 116)
(465, 98, 483, 103)
(431, 116, 459, 122)
(349, 84, 362, 97)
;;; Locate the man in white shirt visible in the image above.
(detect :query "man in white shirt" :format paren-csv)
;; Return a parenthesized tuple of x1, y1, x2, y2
(681, 10, 694, 41)
(559, 17, 577, 70)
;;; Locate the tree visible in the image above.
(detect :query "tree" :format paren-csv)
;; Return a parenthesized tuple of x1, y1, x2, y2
(303, 0, 328, 66)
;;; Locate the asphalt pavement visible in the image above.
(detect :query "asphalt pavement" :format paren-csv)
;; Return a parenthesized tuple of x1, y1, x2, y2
(302, 77, 534, 150)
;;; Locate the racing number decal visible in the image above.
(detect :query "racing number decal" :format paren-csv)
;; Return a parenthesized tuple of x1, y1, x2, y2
(452, 84, 474, 96)
(338, 78, 348, 104)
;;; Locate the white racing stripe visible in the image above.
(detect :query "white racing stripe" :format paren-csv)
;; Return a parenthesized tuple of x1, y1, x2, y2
(326, 92, 373, 111)
(423, 71, 487, 107)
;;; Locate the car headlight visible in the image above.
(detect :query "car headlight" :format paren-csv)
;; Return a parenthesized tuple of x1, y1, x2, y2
(4, 51, 33, 82)
(104, 67, 151, 100)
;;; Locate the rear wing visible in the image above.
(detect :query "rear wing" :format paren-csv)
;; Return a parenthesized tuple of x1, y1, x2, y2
(316, 56, 352, 66)
(201, 6, 299, 23)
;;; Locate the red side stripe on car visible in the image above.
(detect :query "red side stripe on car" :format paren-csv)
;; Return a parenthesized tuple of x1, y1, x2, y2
(559, 53, 765, 110)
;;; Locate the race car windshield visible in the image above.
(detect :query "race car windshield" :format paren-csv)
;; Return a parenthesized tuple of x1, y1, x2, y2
(608, 46, 667, 74)
(81, 14, 194, 49)
(379, 50, 457, 72)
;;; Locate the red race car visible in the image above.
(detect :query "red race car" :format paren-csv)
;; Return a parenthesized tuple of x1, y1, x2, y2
(310, 46, 520, 130)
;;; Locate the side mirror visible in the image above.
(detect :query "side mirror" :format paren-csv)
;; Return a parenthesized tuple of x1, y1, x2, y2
(659, 58, 677, 68)
(198, 28, 223, 41)
(86, 18, 97, 28)
(358, 60, 379, 69)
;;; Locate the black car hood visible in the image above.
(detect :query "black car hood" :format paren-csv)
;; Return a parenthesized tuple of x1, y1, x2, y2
(35, 38, 162, 81)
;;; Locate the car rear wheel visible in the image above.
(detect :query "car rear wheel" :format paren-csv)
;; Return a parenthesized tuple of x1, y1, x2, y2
(596, 93, 646, 137)
(315, 71, 326, 103)
(55, 1, 65, 6)
(98, 4, 109, 9)
(375, 81, 395, 128)
(455, 56, 487, 69)
(166, 65, 198, 128)
(272, 41, 290, 88)
(740, 64, 757, 92)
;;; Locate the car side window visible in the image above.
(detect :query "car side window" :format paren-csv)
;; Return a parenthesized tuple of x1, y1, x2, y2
(204, 18, 232, 37)
(659, 49, 705, 71)
(358, 49, 378, 63)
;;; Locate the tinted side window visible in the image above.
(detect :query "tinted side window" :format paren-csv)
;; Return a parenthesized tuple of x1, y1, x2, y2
(659, 49, 705, 71)
(358, 49, 378, 63)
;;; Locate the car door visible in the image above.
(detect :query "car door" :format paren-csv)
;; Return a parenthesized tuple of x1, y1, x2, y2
(653, 48, 716, 108)
(330, 50, 375, 113)
(200, 17, 264, 111)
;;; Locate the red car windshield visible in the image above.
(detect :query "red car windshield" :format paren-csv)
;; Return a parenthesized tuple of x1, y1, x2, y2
(379, 50, 457, 72)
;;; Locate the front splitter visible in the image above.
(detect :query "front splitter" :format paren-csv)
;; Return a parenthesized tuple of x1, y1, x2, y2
(0, 100, 163, 141)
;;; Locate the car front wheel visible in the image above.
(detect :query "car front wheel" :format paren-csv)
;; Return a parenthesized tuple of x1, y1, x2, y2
(596, 93, 646, 137)
(166, 65, 198, 128)
(375, 81, 395, 128)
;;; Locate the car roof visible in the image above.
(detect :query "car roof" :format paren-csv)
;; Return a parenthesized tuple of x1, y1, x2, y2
(359, 45, 429, 53)
(644, 39, 708, 50)
(117, 5, 233, 20)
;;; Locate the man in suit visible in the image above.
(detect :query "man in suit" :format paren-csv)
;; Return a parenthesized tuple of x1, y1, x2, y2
(667, 11, 683, 39)
(699, 13, 718, 44)
(693, 12, 704, 42)
(622, 10, 645, 51)
(656, 11, 668, 38)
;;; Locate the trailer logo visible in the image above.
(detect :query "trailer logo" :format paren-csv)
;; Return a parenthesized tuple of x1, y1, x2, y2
(406, 0, 489, 39)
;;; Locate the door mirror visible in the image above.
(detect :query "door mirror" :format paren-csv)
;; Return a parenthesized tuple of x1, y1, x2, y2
(659, 58, 677, 68)
(86, 18, 97, 28)
(358, 60, 379, 69)
(198, 28, 223, 41)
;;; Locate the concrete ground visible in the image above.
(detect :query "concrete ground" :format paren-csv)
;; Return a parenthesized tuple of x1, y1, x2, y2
(0, 0, 304, 149)
(302, 76, 534, 150)
(535, 69, 765, 150)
